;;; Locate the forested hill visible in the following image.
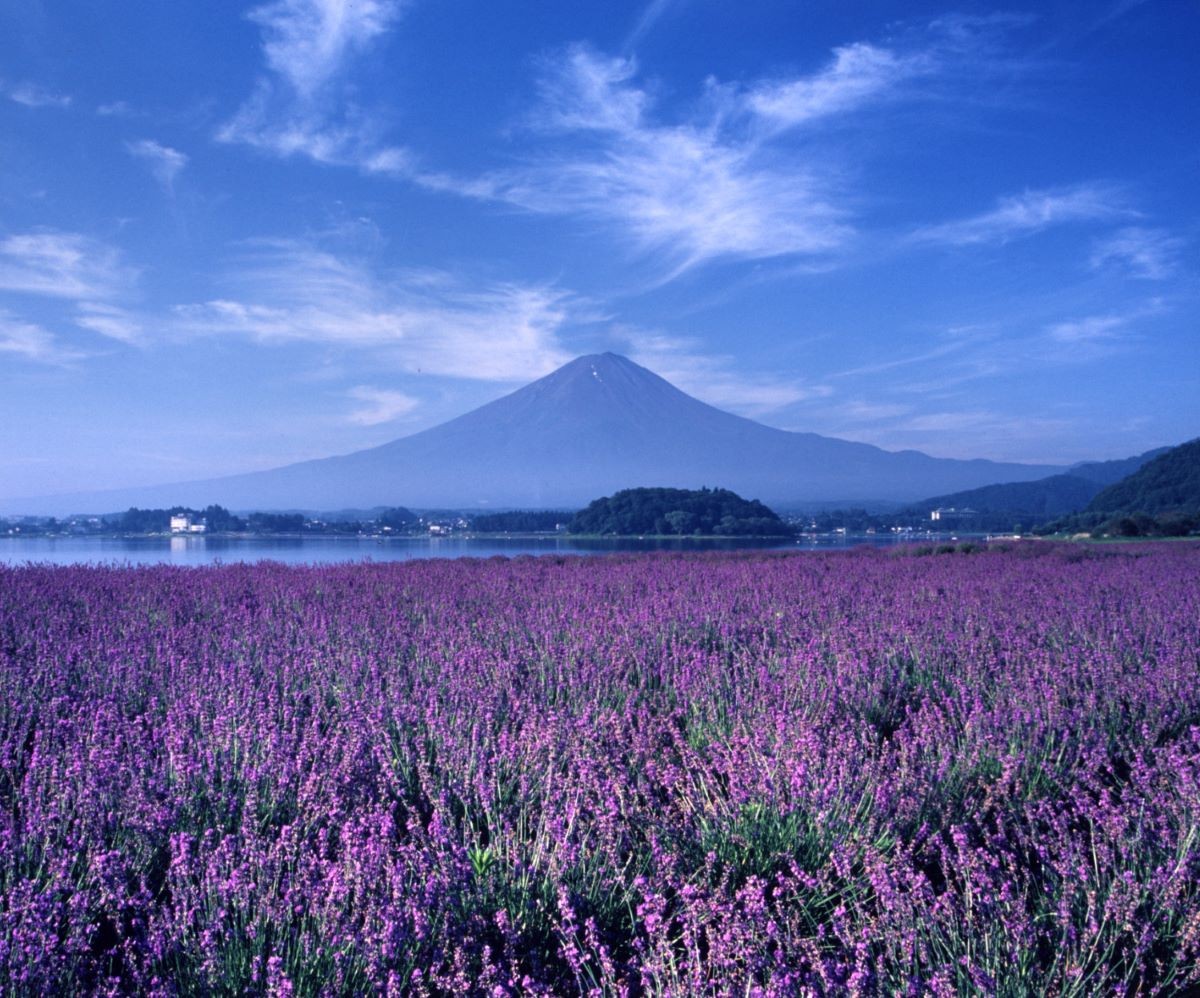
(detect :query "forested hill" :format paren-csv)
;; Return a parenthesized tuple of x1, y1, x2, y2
(1086, 438, 1200, 514)
(1070, 447, 1172, 485)
(910, 445, 1170, 521)
(568, 487, 792, 536)
(915, 474, 1102, 518)
(1038, 438, 1200, 537)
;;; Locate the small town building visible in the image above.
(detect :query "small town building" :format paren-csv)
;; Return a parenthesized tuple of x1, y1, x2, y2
(169, 514, 207, 534)
(930, 507, 978, 523)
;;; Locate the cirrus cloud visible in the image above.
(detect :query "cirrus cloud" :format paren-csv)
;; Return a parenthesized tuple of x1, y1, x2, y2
(456, 19, 1032, 279)
(1089, 226, 1183, 280)
(913, 184, 1132, 246)
(477, 46, 852, 277)
(345, 386, 420, 425)
(7, 83, 72, 109)
(0, 310, 82, 364)
(127, 139, 189, 194)
(171, 240, 576, 382)
(747, 42, 932, 130)
(0, 231, 136, 301)
(218, 0, 409, 174)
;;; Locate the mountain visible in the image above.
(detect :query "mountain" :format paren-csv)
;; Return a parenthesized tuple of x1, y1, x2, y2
(1069, 448, 1173, 486)
(8, 353, 1067, 514)
(915, 474, 1103, 519)
(910, 447, 1170, 520)
(1085, 438, 1200, 515)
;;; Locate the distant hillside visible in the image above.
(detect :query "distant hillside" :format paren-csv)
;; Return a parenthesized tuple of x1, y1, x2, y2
(569, 487, 792, 536)
(1086, 438, 1200, 514)
(1037, 438, 1200, 537)
(1069, 448, 1172, 486)
(908, 446, 1168, 526)
(916, 474, 1102, 518)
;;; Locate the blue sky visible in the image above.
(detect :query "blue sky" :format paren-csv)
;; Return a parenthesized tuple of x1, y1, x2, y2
(1, 0, 1196, 499)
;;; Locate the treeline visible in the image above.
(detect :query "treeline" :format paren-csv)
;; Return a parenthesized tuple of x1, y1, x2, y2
(115, 506, 245, 533)
(1039, 438, 1200, 538)
(800, 509, 900, 533)
(472, 511, 571, 532)
(376, 507, 418, 529)
(109, 505, 419, 535)
(1038, 510, 1200, 538)
(795, 508, 1037, 534)
(568, 487, 792, 537)
(0, 516, 73, 536)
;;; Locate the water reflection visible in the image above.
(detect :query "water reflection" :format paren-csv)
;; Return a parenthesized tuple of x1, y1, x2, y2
(0, 532, 920, 567)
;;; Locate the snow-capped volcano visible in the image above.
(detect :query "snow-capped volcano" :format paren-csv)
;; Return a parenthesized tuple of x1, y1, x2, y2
(12, 353, 1063, 513)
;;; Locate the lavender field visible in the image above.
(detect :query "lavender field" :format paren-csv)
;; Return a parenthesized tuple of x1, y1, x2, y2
(2, 544, 1198, 996)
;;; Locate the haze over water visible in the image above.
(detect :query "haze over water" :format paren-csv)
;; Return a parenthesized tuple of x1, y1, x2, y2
(0, 533, 918, 566)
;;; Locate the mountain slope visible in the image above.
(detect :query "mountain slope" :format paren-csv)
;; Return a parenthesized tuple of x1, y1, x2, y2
(8, 353, 1066, 514)
(1086, 438, 1200, 515)
(1069, 448, 1173, 486)
(915, 474, 1103, 519)
(909, 447, 1170, 519)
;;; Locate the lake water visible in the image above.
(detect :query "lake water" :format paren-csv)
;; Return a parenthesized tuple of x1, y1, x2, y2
(0, 533, 924, 566)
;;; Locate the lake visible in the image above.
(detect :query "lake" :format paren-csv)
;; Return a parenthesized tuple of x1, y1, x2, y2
(0, 533, 925, 566)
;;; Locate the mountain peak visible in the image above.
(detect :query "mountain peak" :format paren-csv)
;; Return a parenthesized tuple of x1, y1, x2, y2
(516, 352, 678, 410)
(572, 351, 632, 364)
(547, 352, 645, 380)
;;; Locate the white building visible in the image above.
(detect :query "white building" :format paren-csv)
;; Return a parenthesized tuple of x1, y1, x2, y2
(930, 507, 977, 523)
(169, 514, 206, 534)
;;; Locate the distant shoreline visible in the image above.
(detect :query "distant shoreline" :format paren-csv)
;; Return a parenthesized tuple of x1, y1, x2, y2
(0, 530, 957, 544)
(1, 530, 799, 542)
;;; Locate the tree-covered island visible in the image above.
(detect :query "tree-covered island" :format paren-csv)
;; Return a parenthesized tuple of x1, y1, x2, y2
(567, 487, 793, 537)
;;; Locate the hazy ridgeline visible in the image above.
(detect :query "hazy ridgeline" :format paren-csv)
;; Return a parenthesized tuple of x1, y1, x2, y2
(1, 546, 1199, 995)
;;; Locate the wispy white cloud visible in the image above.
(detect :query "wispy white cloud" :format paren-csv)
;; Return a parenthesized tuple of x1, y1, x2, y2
(220, 93, 409, 173)
(345, 385, 419, 425)
(829, 399, 915, 423)
(0, 231, 144, 347)
(830, 336, 979, 380)
(96, 100, 134, 117)
(624, 0, 681, 50)
(913, 184, 1131, 246)
(469, 19, 1032, 277)
(7, 83, 72, 109)
(221, 15, 1034, 278)
(0, 310, 81, 364)
(0, 231, 136, 301)
(74, 302, 143, 345)
(1090, 226, 1182, 279)
(219, 0, 408, 173)
(617, 327, 831, 416)
(893, 408, 1005, 433)
(747, 43, 931, 129)
(250, 0, 400, 98)
(1044, 298, 1165, 355)
(126, 139, 189, 194)
(172, 240, 574, 381)
(479, 47, 851, 276)
(1093, 0, 1154, 29)
(841, 406, 1076, 462)
(1046, 314, 1127, 344)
